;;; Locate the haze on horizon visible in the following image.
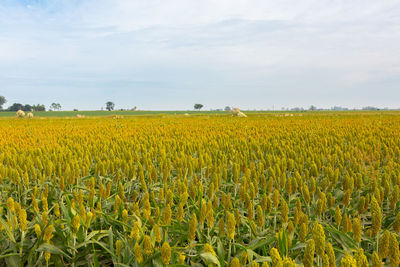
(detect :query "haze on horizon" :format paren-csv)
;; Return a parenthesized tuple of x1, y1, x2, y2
(0, 0, 399, 111)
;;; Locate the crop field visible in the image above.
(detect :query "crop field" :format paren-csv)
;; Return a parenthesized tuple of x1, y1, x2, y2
(0, 113, 400, 266)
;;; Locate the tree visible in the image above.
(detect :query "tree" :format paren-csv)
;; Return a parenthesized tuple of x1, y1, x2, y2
(32, 104, 46, 111)
(106, 101, 115, 111)
(8, 103, 24, 111)
(194, 104, 203, 111)
(0, 96, 6, 110)
(309, 105, 317, 111)
(224, 106, 231, 111)
(23, 104, 32, 111)
(50, 103, 62, 111)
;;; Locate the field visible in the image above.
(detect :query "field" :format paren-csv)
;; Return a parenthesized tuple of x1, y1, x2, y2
(0, 113, 400, 266)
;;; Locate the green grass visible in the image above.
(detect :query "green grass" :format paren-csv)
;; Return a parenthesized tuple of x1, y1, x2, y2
(0, 109, 399, 118)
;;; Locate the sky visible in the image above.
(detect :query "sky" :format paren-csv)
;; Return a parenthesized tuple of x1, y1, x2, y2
(0, 0, 399, 110)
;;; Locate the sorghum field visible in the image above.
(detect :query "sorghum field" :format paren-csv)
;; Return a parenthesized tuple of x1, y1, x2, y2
(1, 113, 400, 266)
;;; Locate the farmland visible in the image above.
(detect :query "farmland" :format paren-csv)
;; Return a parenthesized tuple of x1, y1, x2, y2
(0, 113, 400, 266)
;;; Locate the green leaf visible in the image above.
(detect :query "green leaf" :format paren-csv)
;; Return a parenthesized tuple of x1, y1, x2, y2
(200, 252, 221, 267)
(37, 243, 72, 260)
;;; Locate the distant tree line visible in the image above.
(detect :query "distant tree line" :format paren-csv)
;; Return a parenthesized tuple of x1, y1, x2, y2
(0, 96, 47, 111)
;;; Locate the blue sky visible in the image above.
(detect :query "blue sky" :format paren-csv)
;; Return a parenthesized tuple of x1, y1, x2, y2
(0, 0, 399, 110)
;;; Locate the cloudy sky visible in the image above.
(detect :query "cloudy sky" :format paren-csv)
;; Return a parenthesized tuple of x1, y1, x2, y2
(0, 0, 399, 110)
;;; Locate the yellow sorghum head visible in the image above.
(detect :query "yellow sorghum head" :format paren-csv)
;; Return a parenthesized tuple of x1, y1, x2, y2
(177, 202, 184, 222)
(299, 222, 308, 242)
(240, 250, 248, 265)
(204, 243, 216, 256)
(393, 212, 400, 233)
(230, 257, 240, 267)
(163, 204, 172, 225)
(188, 212, 197, 241)
(154, 223, 162, 243)
(355, 248, 368, 267)
(41, 211, 48, 226)
(73, 214, 80, 233)
(273, 189, 280, 208)
(322, 253, 330, 267)
(218, 218, 226, 237)
(378, 230, 389, 259)
(43, 224, 54, 243)
(7, 197, 15, 212)
(115, 240, 123, 257)
(303, 239, 315, 267)
(340, 254, 357, 267)
(14, 201, 21, 215)
(270, 248, 282, 266)
(282, 257, 296, 267)
(256, 205, 264, 228)
(352, 217, 362, 243)
(226, 211, 236, 240)
(335, 206, 342, 227)
(133, 242, 143, 264)
(389, 233, 400, 267)
(130, 221, 140, 240)
(161, 241, 171, 265)
(143, 234, 153, 256)
(86, 211, 94, 228)
(122, 209, 128, 223)
(178, 252, 186, 264)
(206, 201, 214, 229)
(287, 221, 294, 235)
(326, 242, 335, 267)
(19, 209, 27, 231)
(372, 251, 382, 267)
(370, 196, 382, 236)
(312, 222, 326, 257)
(54, 203, 60, 217)
(45, 252, 51, 262)
(35, 224, 42, 238)
(281, 199, 288, 224)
